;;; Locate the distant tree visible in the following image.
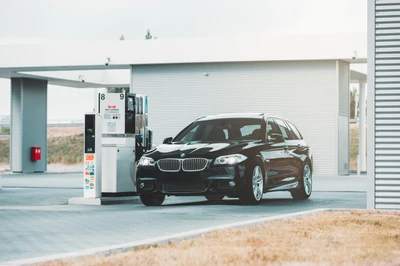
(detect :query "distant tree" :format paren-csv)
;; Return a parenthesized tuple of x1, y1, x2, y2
(107, 87, 129, 93)
(350, 86, 358, 119)
(145, 29, 152, 40)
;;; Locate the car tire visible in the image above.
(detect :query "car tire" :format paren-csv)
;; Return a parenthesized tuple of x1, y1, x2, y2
(291, 162, 312, 200)
(140, 194, 165, 206)
(239, 162, 264, 205)
(205, 195, 224, 201)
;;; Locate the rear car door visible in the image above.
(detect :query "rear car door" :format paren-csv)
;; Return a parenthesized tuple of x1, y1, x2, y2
(284, 119, 309, 172)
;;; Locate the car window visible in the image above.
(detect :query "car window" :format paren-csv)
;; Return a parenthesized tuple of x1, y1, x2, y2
(173, 118, 262, 143)
(266, 119, 281, 141)
(283, 120, 297, 140)
(274, 118, 290, 140)
(267, 119, 279, 135)
(240, 125, 261, 139)
(223, 129, 229, 139)
(286, 121, 303, 140)
(199, 124, 215, 141)
(180, 124, 200, 142)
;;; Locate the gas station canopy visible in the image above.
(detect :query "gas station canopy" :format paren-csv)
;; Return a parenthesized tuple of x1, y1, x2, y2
(0, 33, 367, 88)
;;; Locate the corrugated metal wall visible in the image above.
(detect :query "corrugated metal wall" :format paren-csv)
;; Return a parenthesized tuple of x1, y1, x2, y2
(132, 60, 339, 176)
(10, 79, 22, 171)
(338, 61, 350, 116)
(372, 0, 400, 209)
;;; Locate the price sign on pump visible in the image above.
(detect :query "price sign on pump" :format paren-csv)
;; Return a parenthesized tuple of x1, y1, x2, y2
(98, 93, 126, 134)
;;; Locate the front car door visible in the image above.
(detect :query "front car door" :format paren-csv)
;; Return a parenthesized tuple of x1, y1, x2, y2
(274, 118, 303, 183)
(261, 118, 289, 188)
(284, 119, 310, 178)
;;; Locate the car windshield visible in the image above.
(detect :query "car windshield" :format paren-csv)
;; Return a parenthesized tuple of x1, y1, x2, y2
(173, 118, 263, 143)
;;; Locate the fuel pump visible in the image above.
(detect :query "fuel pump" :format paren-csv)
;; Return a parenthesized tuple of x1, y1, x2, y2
(135, 94, 152, 161)
(98, 92, 136, 195)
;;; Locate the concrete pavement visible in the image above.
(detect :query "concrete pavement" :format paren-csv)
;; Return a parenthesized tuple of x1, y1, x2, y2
(0, 171, 368, 191)
(0, 171, 368, 265)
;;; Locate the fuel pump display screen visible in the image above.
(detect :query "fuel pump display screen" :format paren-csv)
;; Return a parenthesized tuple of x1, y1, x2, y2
(127, 97, 134, 111)
(85, 115, 94, 133)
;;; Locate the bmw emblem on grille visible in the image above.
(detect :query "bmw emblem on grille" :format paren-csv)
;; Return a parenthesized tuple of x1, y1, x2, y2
(180, 153, 186, 158)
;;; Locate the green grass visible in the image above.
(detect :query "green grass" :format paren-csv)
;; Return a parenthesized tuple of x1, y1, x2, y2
(0, 134, 83, 164)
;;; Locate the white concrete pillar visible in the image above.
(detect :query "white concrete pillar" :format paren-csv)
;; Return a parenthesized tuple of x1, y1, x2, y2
(359, 80, 367, 172)
(129, 65, 134, 93)
(93, 88, 99, 112)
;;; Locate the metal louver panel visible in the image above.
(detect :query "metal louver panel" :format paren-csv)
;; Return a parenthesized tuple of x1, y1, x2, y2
(374, 0, 400, 209)
(10, 80, 22, 171)
(132, 61, 339, 176)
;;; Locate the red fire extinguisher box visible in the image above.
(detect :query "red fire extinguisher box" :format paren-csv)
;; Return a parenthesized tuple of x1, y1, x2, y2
(31, 147, 41, 161)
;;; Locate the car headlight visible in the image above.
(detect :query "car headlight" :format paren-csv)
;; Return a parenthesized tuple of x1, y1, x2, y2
(138, 156, 155, 167)
(214, 154, 247, 166)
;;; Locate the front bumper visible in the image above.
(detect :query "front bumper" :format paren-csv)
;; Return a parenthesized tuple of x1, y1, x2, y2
(136, 163, 247, 196)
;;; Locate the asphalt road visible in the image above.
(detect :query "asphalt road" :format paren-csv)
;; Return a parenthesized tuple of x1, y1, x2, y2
(0, 173, 367, 264)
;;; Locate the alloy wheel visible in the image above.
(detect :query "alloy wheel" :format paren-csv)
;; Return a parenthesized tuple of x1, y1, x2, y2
(252, 165, 264, 201)
(303, 164, 312, 195)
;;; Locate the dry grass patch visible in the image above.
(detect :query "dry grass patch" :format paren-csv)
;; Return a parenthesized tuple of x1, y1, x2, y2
(0, 127, 84, 165)
(38, 210, 400, 266)
(350, 123, 359, 171)
(47, 126, 83, 137)
(0, 139, 9, 164)
(47, 134, 83, 164)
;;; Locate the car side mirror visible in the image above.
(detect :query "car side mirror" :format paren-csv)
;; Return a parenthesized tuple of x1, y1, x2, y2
(163, 137, 173, 144)
(267, 133, 284, 143)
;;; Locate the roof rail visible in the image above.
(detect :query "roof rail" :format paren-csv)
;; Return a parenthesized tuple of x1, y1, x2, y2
(194, 115, 207, 121)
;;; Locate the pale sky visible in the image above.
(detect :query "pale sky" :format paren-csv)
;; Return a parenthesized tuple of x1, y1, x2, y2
(0, 0, 367, 120)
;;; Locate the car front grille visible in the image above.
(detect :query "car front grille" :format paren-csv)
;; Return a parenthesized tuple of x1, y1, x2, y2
(182, 158, 208, 172)
(157, 158, 208, 172)
(157, 159, 180, 172)
(162, 182, 205, 193)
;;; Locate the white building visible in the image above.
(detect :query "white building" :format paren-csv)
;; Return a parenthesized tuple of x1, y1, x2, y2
(132, 60, 367, 177)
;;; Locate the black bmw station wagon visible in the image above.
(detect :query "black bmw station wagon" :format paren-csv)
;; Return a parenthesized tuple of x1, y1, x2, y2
(136, 113, 313, 206)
